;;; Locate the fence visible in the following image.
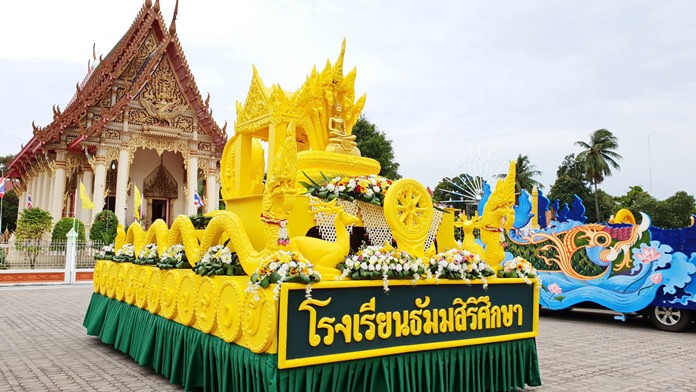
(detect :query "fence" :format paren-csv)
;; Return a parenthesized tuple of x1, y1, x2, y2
(0, 239, 102, 277)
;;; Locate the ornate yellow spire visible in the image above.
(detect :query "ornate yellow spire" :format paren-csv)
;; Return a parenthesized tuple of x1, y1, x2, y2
(332, 38, 346, 86)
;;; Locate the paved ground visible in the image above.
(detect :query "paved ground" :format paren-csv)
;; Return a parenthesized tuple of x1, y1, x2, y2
(1, 284, 696, 391)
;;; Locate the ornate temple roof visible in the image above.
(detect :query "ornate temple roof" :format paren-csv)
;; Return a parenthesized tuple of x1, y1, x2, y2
(7, 0, 226, 177)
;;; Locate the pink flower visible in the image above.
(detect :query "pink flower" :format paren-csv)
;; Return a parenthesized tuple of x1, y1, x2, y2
(548, 283, 563, 295)
(636, 247, 661, 264)
(651, 273, 662, 285)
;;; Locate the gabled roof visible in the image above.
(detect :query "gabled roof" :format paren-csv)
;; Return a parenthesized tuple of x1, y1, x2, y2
(8, 0, 226, 177)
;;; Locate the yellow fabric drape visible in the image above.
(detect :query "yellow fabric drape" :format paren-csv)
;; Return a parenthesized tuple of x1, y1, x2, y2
(79, 181, 95, 210)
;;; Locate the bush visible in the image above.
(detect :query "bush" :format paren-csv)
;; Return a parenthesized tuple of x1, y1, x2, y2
(90, 210, 119, 244)
(52, 218, 86, 242)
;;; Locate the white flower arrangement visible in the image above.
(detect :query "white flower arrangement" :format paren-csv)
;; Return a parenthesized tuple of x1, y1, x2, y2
(113, 243, 135, 262)
(338, 245, 427, 293)
(429, 248, 495, 288)
(193, 245, 243, 276)
(158, 244, 189, 269)
(300, 174, 394, 205)
(161, 244, 186, 262)
(497, 256, 540, 285)
(96, 244, 115, 260)
(139, 243, 158, 259)
(201, 245, 235, 265)
(248, 250, 321, 301)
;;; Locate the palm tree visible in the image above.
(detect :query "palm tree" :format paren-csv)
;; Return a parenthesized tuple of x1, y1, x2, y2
(514, 154, 543, 200)
(575, 129, 622, 222)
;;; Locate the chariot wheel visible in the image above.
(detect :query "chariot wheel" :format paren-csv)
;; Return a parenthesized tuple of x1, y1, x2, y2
(383, 178, 434, 255)
(216, 280, 243, 342)
(177, 274, 197, 326)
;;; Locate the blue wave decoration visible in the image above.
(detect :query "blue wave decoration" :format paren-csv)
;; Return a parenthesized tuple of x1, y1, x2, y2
(557, 203, 570, 222)
(539, 245, 696, 313)
(477, 181, 491, 217)
(550, 199, 560, 222)
(537, 189, 550, 228)
(513, 189, 534, 229)
(566, 194, 587, 223)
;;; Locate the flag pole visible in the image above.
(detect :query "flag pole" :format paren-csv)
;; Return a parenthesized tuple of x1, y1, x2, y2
(72, 181, 79, 232)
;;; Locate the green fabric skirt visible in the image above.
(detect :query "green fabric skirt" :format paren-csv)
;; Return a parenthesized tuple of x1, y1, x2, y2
(84, 292, 541, 391)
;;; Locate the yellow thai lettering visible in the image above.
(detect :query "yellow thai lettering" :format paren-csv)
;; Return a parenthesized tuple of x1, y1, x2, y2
(438, 308, 454, 333)
(392, 310, 410, 337)
(298, 297, 332, 347)
(334, 314, 353, 343)
(376, 312, 392, 339)
(513, 304, 523, 326)
(318, 316, 336, 345)
(359, 298, 377, 341)
(453, 298, 467, 332)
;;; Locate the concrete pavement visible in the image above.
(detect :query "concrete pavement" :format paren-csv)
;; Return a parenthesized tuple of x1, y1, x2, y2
(1, 284, 695, 391)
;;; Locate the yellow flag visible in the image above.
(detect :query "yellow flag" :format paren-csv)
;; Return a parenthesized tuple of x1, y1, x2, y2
(134, 184, 142, 220)
(79, 181, 94, 210)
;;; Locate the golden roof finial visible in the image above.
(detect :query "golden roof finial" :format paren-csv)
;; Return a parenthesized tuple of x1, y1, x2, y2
(332, 38, 347, 86)
(145, 0, 152, 8)
(154, 0, 160, 12)
(169, 0, 179, 34)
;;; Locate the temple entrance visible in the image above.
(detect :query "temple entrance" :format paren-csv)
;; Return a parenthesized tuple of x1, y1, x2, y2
(105, 196, 116, 213)
(151, 199, 169, 224)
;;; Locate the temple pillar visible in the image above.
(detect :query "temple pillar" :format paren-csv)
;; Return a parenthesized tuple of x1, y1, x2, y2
(114, 146, 131, 225)
(41, 171, 51, 210)
(33, 173, 43, 210)
(92, 149, 107, 219)
(80, 170, 94, 224)
(50, 151, 67, 223)
(205, 162, 219, 213)
(186, 156, 198, 215)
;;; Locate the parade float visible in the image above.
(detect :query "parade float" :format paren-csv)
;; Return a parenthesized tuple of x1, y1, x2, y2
(83, 41, 541, 391)
(499, 187, 696, 332)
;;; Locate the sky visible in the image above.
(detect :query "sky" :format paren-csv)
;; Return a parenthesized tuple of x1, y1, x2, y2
(1, 0, 695, 201)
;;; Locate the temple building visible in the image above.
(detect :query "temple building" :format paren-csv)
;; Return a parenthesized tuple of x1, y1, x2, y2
(5, 0, 226, 228)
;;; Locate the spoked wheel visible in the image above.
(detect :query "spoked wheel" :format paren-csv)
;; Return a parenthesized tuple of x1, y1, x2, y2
(649, 306, 692, 332)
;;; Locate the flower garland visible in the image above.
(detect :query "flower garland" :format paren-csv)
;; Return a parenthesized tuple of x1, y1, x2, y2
(247, 250, 321, 300)
(112, 243, 135, 263)
(484, 225, 508, 248)
(429, 248, 495, 288)
(301, 173, 393, 206)
(95, 244, 115, 260)
(497, 257, 540, 285)
(337, 245, 427, 293)
(157, 244, 190, 269)
(134, 243, 158, 265)
(193, 245, 244, 276)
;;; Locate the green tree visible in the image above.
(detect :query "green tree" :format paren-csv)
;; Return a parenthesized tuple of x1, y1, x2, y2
(616, 186, 658, 219)
(90, 210, 119, 245)
(513, 154, 543, 201)
(0, 154, 18, 233)
(51, 218, 86, 248)
(352, 115, 401, 180)
(15, 208, 53, 269)
(548, 154, 593, 217)
(432, 172, 485, 217)
(1, 189, 18, 233)
(652, 191, 696, 228)
(575, 129, 623, 222)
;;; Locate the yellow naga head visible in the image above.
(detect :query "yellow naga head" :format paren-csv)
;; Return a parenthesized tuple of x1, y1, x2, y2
(483, 160, 517, 230)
